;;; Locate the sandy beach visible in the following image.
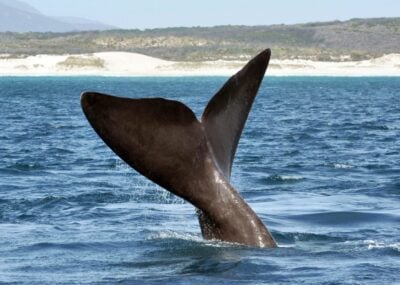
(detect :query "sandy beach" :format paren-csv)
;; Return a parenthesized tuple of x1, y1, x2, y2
(0, 52, 399, 76)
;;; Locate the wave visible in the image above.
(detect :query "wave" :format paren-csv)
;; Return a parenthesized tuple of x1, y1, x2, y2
(321, 162, 355, 169)
(46, 147, 74, 155)
(362, 122, 392, 131)
(5, 162, 45, 171)
(272, 231, 346, 244)
(258, 174, 305, 185)
(1, 192, 132, 209)
(14, 240, 129, 254)
(323, 161, 397, 174)
(362, 163, 390, 170)
(344, 239, 400, 255)
(0, 188, 185, 223)
(68, 191, 133, 204)
(149, 230, 354, 250)
(328, 121, 393, 131)
(364, 240, 400, 252)
(286, 211, 399, 225)
(149, 230, 203, 243)
(149, 230, 243, 249)
(332, 163, 354, 169)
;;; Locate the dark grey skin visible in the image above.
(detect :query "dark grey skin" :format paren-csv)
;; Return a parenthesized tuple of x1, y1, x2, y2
(81, 49, 277, 248)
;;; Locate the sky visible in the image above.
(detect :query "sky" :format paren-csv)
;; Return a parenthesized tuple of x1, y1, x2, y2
(23, 0, 400, 29)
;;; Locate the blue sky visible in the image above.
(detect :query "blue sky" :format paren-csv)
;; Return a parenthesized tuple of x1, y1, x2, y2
(24, 0, 400, 29)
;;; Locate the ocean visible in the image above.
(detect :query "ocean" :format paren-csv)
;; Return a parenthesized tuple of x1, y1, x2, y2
(0, 76, 399, 284)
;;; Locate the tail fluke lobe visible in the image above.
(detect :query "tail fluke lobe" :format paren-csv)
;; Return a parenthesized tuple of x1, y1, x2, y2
(81, 92, 210, 204)
(201, 49, 271, 180)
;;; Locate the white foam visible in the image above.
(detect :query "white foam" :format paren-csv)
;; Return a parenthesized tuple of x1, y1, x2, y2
(333, 163, 354, 169)
(150, 230, 202, 242)
(149, 230, 244, 248)
(279, 175, 304, 181)
(276, 243, 296, 248)
(364, 240, 400, 251)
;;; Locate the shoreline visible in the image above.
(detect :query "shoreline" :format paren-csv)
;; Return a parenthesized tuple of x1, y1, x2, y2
(1, 52, 400, 77)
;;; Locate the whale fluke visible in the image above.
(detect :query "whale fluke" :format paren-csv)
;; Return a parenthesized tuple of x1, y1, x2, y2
(81, 49, 277, 248)
(202, 49, 270, 179)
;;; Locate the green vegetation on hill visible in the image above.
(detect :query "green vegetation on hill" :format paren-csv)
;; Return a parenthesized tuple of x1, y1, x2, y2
(56, 55, 105, 69)
(1, 17, 399, 61)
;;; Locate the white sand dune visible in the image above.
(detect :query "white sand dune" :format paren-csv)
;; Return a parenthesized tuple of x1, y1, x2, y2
(0, 52, 399, 76)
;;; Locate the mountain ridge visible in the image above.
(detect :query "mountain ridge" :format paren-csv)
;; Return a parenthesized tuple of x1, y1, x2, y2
(0, 0, 41, 14)
(0, 0, 117, 32)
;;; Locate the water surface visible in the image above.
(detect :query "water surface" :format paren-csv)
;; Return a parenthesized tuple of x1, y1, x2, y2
(0, 76, 399, 284)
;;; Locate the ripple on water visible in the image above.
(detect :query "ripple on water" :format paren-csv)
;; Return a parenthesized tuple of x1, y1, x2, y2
(1, 77, 400, 284)
(286, 211, 400, 226)
(257, 174, 305, 185)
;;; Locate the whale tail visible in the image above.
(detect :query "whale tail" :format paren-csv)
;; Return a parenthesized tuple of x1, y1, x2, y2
(81, 49, 276, 247)
(202, 49, 271, 180)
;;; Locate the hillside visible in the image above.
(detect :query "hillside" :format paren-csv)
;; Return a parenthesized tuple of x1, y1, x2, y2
(1, 17, 400, 61)
(0, 0, 116, 32)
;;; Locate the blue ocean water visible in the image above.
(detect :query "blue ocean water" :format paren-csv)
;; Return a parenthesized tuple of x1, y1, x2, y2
(0, 76, 399, 284)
